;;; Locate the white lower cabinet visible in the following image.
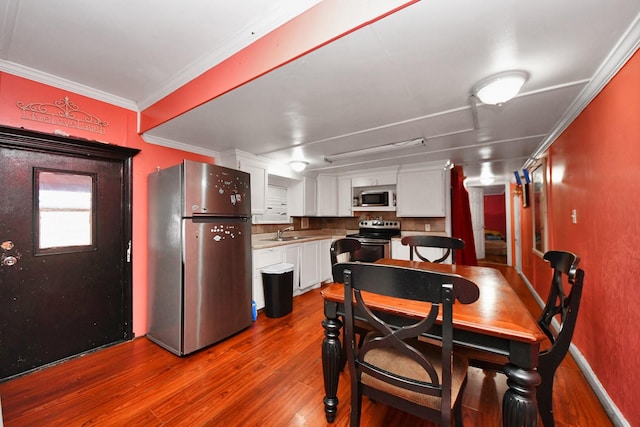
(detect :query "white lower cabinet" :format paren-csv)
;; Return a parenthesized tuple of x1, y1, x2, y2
(298, 238, 332, 293)
(299, 240, 321, 291)
(391, 238, 448, 263)
(284, 244, 302, 296)
(252, 247, 285, 310)
(319, 239, 333, 282)
(253, 238, 332, 308)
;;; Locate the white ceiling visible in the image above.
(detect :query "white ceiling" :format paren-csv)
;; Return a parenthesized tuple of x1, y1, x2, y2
(2, 0, 640, 186)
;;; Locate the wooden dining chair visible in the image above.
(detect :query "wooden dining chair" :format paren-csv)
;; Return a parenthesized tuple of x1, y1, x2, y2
(330, 238, 371, 349)
(462, 250, 584, 427)
(401, 235, 465, 264)
(333, 262, 480, 427)
(330, 238, 362, 265)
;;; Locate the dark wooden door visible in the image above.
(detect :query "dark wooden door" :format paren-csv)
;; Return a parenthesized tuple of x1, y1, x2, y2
(0, 126, 139, 380)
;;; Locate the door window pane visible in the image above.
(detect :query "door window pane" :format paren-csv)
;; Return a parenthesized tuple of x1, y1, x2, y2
(36, 170, 95, 251)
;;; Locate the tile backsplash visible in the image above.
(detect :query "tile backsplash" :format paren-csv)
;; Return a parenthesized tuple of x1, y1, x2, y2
(252, 213, 445, 234)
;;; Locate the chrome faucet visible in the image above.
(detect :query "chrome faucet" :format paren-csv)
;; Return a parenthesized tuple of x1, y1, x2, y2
(276, 226, 294, 239)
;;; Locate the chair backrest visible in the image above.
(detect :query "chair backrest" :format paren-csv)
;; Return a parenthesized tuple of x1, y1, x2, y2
(401, 235, 465, 264)
(333, 262, 479, 424)
(330, 238, 362, 266)
(539, 251, 584, 364)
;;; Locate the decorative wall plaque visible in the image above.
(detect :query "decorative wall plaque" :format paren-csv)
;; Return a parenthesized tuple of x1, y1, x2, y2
(17, 96, 109, 135)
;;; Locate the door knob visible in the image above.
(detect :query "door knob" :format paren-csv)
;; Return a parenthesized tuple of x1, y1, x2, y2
(2, 255, 18, 266)
(1, 240, 19, 266)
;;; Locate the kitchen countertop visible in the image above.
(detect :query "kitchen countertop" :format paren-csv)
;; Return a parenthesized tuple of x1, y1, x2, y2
(252, 229, 448, 249)
(252, 231, 346, 249)
(393, 231, 448, 240)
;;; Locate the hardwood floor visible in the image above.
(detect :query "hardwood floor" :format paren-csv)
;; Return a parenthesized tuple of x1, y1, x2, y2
(0, 264, 611, 426)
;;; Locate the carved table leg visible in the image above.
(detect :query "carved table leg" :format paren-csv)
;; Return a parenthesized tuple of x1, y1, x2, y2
(502, 363, 541, 427)
(322, 302, 343, 423)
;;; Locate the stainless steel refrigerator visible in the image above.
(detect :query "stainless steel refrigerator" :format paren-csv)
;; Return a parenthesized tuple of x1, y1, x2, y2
(147, 160, 252, 355)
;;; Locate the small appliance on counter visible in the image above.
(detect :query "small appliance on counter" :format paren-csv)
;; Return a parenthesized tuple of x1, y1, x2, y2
(147, 160, 252, 356)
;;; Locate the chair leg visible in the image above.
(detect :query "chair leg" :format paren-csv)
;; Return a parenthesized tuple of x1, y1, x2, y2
(454, 400, 463, 427)
(350, 384, 363, 427)
(536, 369, 556, 427)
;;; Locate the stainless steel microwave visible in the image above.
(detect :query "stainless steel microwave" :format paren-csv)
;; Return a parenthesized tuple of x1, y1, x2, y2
(360, 190, 395, 207)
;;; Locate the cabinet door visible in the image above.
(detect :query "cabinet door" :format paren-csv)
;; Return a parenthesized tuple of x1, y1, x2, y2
(319, 239, 333, 282)
(240, 159, 268, 215)
(391, 239, 449, 263)
(252, 247, 283, 310)
(396, 169, 446, 217)
(288, 176, 317, 216)
(284, 244, 301, 296)
(304, 177, 317, 216)
(299, 241, 320, 290)
(337, 178, 353, 217)
(391, 239, 410, 260)
(351, 171, 396, 187)
(317, 175, 337, 216)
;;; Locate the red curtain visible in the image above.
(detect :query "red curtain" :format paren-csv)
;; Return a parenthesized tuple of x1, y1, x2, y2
(451, 166, 478, 266)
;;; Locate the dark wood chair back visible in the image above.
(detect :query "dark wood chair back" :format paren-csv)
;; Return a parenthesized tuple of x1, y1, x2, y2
(462, 250, 584, 427)
(401, 235, 465, 264)
(536, 250, 584, 427)
(333, 261, 479, 426)
(330, 238, 362, 267)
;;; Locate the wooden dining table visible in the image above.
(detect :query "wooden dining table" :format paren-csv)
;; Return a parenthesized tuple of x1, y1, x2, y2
(321, 258, 547, 427)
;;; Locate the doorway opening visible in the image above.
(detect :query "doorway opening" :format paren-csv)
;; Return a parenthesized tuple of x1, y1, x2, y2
(483, 190, 508, 264)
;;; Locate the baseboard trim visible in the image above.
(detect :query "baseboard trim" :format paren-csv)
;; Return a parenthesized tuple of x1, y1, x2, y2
(518, 272, 629, 426)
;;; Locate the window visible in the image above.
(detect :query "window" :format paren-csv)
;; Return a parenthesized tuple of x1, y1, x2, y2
(35, 169, 96, 254)
(531, 161, 547, 255)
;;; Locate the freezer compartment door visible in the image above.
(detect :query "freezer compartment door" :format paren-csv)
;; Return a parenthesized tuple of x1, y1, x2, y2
(183, 160, 251, 217)
(182, 218, 252, 354)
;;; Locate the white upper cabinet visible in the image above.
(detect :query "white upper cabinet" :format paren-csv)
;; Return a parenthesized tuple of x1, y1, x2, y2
(316, 175, 338, 216)
(350, 169, 397, 187)
(396, 166, 447, 217)
(218, 150, 268, 215)
(288, 176, 317, 216)
(337, 177, 353, 217)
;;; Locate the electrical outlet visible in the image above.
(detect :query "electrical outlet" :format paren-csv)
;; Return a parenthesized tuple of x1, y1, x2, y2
(424, 224, 431, 231)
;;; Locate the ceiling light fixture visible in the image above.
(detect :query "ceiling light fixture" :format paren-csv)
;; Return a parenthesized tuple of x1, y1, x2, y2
(289, 160, 308, 172)
(473, 70, 529, 105)
(479, 162, 495, 185)
(324, 137, 425, 162)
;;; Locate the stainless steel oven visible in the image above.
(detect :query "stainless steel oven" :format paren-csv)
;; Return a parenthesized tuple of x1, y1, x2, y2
(347, 220, 400, 262)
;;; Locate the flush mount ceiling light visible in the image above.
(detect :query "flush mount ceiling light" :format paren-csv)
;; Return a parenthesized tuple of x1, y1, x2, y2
(473, 70, 529, 105)
(289, 160, 308, 172)
(324, 137, 425, 163)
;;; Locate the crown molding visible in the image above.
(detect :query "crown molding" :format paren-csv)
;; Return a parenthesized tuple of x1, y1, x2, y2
(525, 13, 640, 167)
(0, 60, 138, 111)
(142, 133, 219, 159)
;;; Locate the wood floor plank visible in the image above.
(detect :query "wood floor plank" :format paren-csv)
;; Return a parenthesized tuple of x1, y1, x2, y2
(0, 265, 613, 426)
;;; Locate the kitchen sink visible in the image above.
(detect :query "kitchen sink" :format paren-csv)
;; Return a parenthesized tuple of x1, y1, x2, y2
(266, 236, 302, 242)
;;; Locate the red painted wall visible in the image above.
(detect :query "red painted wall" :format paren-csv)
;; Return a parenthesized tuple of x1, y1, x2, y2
(484, 193, 506, 236)
(519, 50, 640, 424)
(0, 72, 213, 337)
